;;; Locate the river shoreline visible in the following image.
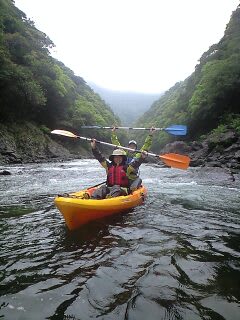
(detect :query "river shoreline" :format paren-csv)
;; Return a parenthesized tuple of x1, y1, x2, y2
(1, 123, 239, 174)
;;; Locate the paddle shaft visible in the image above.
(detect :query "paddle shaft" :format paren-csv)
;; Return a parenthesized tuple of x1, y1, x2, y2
(78, 135, 190, 168)
(81, 125, 187, 135)
(51, 130, 190, 169)
(82, 126, 170, 131)
(76, 135, 159, 157)
(87, 181, 106, 189)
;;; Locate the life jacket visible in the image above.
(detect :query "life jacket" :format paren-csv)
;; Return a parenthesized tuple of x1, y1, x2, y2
(107, 164, 129, 187)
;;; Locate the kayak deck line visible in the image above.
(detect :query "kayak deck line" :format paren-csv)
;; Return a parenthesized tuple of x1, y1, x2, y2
(57, 193, 87, 199)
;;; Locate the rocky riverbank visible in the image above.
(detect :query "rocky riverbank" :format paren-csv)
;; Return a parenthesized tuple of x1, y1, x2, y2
(160, 129, 240, 173)
(0, 122, 90, 165)
(1, 123, 239, 175)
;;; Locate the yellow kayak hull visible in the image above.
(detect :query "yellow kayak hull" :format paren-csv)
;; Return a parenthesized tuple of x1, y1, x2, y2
(54, 185, 147, 230)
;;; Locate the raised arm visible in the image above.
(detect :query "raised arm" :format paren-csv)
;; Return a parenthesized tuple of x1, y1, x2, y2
(127, 151, 147, 175)
(111, 126, 121, 146)
(91, 139, 108, 170)
(141, 127, 155, 151)
(132, 127, 155, 159)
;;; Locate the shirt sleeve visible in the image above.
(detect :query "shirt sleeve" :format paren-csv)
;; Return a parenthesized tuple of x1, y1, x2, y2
(133, 134, 153, 159)
(111, 132, 121, 146)
(92, 147, 108, 170)
(141, 134, 153, 151)
(126, 156, 144, 176)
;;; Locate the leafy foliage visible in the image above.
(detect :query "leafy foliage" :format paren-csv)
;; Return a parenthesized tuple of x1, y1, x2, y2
(0, 0, 119, 139)
(135, 5, 240, 151)
(2, 0, 240, 155)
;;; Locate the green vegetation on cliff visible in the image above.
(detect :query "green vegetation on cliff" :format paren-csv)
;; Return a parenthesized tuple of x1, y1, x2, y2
(1, 0, 240, 162)
(0, 0, 119, 141)
(135, 5, 240, 152)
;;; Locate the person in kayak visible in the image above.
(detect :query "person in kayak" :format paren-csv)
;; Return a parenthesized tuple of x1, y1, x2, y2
(111, 126, 155, 190)
(90, 139, 147, 199)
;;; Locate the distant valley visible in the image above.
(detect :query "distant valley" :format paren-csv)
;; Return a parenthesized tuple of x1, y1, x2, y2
(89, 82, 162, 125)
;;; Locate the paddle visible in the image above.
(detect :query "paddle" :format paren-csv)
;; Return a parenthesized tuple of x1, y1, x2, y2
(87, 181, 106, 189)
(57, 181, 106, 199)
(51, 129, 190, 170)
(81, 124, 187, 136)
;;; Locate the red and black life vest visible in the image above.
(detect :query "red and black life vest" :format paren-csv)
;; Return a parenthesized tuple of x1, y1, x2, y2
(107, 164, 129, 187)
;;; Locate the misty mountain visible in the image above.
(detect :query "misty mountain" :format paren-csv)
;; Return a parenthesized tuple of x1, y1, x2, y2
(88, 82, 162, 125)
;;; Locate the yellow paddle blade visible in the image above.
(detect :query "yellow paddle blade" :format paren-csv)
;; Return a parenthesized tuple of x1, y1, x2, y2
(51, 130, 78, 138)
(159, 153, 190, 170)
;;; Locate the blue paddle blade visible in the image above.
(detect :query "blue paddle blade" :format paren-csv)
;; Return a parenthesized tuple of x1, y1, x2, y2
(164, 125, 187, 136)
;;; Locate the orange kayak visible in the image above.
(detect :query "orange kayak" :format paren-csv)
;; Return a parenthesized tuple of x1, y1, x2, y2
(54, 185, 147, 230)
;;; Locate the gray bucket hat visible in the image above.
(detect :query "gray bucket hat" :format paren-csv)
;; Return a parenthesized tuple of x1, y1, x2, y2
(109, 149, 127, 161)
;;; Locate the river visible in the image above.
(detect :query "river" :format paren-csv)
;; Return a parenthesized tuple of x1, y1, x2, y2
(0, 160, 239, 320)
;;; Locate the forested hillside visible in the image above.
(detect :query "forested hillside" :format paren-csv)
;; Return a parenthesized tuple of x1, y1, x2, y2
(0, 0, 120, 163)
(1, 0, 240, 167)
(135, 5, 240, 152)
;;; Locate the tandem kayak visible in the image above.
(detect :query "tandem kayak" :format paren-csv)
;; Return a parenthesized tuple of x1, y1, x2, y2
(54, 185, 147, 230)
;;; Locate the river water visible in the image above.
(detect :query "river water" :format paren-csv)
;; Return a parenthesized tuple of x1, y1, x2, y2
(0, 160, 239, 320)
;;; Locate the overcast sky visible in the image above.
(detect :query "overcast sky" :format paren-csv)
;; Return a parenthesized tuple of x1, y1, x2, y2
(14, 0, 239, 93)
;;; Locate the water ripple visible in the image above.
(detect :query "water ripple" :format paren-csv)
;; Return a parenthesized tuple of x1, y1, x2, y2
(0, 162, 239, 319)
